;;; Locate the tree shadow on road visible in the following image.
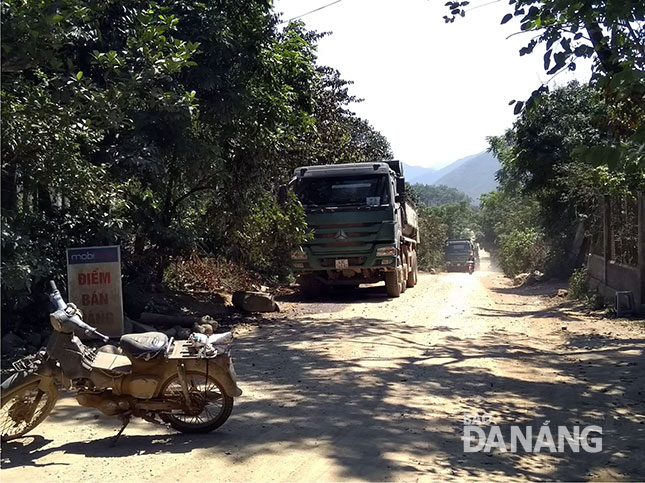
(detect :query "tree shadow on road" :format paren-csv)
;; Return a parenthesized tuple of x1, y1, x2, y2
(3, 314, 644, 481)
(474, 305, 586, 322)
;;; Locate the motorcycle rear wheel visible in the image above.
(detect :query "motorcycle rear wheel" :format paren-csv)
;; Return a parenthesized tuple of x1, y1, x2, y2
(1, 379, 58, 441)
(160, 371, 233, 434)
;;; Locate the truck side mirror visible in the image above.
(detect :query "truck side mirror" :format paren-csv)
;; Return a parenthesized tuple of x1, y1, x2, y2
(395, 178, 405, 203)
(277, 185, 288, 206)
(396, 178, 405, 196)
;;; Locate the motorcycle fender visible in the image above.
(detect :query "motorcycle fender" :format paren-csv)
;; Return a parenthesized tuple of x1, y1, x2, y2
(186, 358, 243, 397)
(1, 372, 55, 397)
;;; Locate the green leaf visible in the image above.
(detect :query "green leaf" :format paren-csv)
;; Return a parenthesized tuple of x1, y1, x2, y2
(513, 101, 524, 115)
(585, 146, 622, 169)
(630, 125, 645, 144)
(543, 50, 551, 70)
(76, 71, 83, 80)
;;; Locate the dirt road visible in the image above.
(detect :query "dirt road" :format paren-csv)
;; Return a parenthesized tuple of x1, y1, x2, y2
(2, 256, 644, 482)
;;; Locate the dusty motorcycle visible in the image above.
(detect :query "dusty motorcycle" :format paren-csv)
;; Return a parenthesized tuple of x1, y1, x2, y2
(1, 282, 242, 442)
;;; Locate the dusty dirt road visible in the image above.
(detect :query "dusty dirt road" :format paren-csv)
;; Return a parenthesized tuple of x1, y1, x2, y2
(2, 255, 644, 482)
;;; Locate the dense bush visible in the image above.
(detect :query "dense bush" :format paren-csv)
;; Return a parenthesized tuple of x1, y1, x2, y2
(568, 267, 589, 299)
(497, 228, 550, 277)
(415, 206, 448, 270)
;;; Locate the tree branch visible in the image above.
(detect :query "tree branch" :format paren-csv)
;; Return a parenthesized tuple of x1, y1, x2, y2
(583, 18, 621, 74)
(170, 178, 219, 214)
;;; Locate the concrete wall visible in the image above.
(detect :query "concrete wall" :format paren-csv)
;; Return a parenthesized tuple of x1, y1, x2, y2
(587, 194, 645, 313)
(588, 254, 604, 282)
(589, 256, 641, 308)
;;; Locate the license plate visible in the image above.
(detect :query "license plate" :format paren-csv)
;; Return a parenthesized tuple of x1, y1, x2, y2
(335, 259, 349, 269)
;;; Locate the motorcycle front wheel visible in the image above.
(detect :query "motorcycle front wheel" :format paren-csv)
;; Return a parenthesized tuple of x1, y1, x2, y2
(160, 371, 233, 434)
(1, 377, 58, 441)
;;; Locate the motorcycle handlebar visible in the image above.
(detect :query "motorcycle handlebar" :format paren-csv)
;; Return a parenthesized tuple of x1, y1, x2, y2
(48, 281, 110, 342)
(70, 315, 110, 343)
(48, 281, 68, 311)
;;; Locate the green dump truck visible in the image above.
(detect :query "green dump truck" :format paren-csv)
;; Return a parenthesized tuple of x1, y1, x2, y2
(443, 239, 478, 272)
(289, 160, 419, 298)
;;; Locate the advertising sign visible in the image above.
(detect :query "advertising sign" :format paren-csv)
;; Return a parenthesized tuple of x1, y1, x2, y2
(66, 245, 124, 338)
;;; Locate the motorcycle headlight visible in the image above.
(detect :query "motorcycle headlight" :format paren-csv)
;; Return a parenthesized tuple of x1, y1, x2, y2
(376, 246, 397, 257)
(291, 249, 308, 260)
(49, 313, 63, 332)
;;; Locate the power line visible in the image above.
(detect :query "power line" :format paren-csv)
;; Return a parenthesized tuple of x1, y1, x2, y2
(465, 0, 502, 13)
(281, 0, 344, 24)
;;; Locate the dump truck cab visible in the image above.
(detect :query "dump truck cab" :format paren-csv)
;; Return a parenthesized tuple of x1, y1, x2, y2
(290, 161, 419, 297)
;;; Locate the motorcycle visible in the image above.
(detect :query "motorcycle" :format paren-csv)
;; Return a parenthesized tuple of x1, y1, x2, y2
(1, 282, 242, 443)
(466, 260, 475, 275)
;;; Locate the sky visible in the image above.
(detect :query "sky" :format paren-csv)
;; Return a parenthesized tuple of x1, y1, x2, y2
(272, 0, 590, 169)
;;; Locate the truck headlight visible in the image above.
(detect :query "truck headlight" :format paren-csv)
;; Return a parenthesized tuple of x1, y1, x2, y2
(376, 246, 397, 257)
(291, 249, 308, 260)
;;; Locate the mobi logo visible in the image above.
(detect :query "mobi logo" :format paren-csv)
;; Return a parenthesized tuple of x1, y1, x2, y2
(70, 252, 95, 262)
(67, 246, 120, 265)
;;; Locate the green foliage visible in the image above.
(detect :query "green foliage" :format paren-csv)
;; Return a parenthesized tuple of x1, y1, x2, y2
(430, 202, 480, 241)
(498, 228, 550, 277)
(482, 82, 642, 279)
(568, 267, 605, 309)
(409, 184, 472, 206)
(444, 0, 644, 120)
(568, 267, 590, 299)
(478, 190, 541, 253)
(413, 189, 480, 270)
(416, 205, 448, 270)
(1, 0, 394, 324)
(237, 192, 312, 280)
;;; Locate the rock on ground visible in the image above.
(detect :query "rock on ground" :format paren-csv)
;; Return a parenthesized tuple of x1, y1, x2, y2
(232, 291, 279, 313)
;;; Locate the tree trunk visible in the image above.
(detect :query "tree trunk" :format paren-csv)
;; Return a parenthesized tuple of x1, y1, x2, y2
(1, 162, 18, 211)
(36, 183, 53, 214)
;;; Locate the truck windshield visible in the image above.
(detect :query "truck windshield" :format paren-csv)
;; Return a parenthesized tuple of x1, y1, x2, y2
(445, 242, 471, 253)
(295, 175, 389, 208)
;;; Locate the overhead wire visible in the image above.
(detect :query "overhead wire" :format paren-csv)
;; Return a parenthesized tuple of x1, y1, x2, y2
(280, 0, 344, 24)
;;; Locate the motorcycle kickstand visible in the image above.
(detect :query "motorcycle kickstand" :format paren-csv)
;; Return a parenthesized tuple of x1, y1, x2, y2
(110, 414, 132, 447)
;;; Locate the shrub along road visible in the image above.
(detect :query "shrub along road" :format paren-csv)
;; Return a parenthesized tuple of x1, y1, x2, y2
(2, 255, 644, 482)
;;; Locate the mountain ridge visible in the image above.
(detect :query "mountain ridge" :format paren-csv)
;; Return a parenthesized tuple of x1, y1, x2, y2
(403, 151, 500, 203)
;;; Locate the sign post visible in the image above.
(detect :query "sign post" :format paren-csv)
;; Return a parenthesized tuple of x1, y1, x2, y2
(66, 245, 124, 338)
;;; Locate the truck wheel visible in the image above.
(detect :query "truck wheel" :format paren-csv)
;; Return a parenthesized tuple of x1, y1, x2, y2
(385, 271, 401, 298)
(407, 250, 418, 288)
(401, 251, 409, 293)
(400, 270, 407, 293)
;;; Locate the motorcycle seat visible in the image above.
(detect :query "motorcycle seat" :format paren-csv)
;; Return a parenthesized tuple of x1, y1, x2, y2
(119, 332, 169, 361)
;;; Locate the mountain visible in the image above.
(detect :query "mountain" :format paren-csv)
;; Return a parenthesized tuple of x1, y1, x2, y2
(403, 163, 438, 184)
(402, 151, 500, 204)
(432, 151, 500, 202)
